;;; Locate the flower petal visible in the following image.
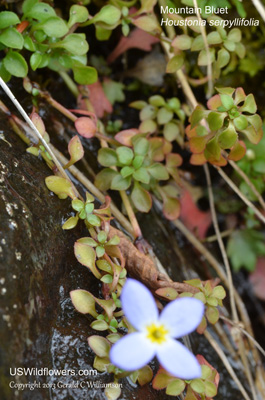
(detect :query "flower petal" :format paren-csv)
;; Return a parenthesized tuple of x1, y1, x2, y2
(110, 332, 156, 371)
(121, 278, 158, 330)
(159, 297, 204, 338)
(157, 338, 201, 379)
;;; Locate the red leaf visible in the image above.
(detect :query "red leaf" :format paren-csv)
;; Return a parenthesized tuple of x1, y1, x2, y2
(249, 257, 265, 300)
(107, 28, 159, 64)
(85, 81, 113, 118)
(180, 189, 211, 239)
(115, 129, 139, 146)
(75, 117, 96, 138)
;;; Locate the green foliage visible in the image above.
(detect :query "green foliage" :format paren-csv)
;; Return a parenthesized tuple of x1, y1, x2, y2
(227, 229, 265, 271)
(187, 87, 262, 166)
(0, 1, 97, 83)
(153, 358, 219, 398)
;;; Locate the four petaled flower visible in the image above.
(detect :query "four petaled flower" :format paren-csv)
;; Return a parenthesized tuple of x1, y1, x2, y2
(110, 279, 204, 379)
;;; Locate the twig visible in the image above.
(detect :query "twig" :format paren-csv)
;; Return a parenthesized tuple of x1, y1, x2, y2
(120, 190, 142, 238)
(220, 316, 265, 358)
(251, 0, 265, 22)
(204, 164, 238, 322)
(204, 330, 252, 400)
(192, 0, 213, 97)
(203, 229, 234, 243)
(216, 166, 265, 225)
(0, 77, 72, 185)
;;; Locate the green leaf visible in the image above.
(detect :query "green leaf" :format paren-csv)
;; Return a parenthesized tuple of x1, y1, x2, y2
(133, 168, 150, 184)
(157, 107, 173, 125)
(68, 5, 89, 28)
(190, 106, 205, 129)
(70, 289, 97, 317)
(228, 28, 241, 42)
(23, 36, 36, 51)
(133, 138, 149, 156)
(0, 28, 23, 49)
(227, 229, 265, 271)
(163, 197, 180, 220)
(190, 379, 205, 394)
(224, 39, 236, 52)
(206, 306, 219, 324)
(74, 241, 101, 278)
(233, 115, 248, 131)
(0, 61, 11, 82)
(111, 174, 131, 190)
(88, 335, 110, 358)
(163, 122, 179, 142)
(208, 111, 226, 131)
(103, 80, 125, 105)
(41, 17, 68, 38)
(98, 148, 118, 167)
(65, 135, 84, 167)
(166, 54, 184, 73)
(91, 320, 109, 331)
(153, 370, 174, 390)
(91, 5, 121, 25)
(87, 214, 101, 227)
(172, 34, 192, 50)
(207, 31, 222, 45)
(73, 63, 98, 85)
(212, 285, 226, 300)
(100, 274, 113, 283)
(30, 52, 43, 71)
(3, 51, 28, 78)
(149, 95, 165, 107)
(220, 94, 234, 110)
(116, 146, 134, 165)
(148, 163, 169, 180)
(133, 15, 160, 33)
(62, 216, 79, 230)
(166, 379, 185, 396)
(22, 0, 38, 14)
(95, 168, 118, 191)
(240, 94, 257, 114)
(131, 182, 152, 213)
(217, 48, 230, 68)
(191, 34, 204, 51)
(198, 48, 215, 66)
(25, 2, 56, 22)
(72, 199, 84, 212)
(205, 381, 217, 397)
(140, 105, 157, 121)
(0, 11, 20, 29)
(137, 366, 153, 386)
(56, 34, 89, 56)
(45, 176, 76, 199)
(218, 124, 237, 149)
(120, 166, 134, 178)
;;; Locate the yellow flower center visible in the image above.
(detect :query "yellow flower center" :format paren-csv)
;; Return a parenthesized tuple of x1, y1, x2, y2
(146, 323, 169, 344)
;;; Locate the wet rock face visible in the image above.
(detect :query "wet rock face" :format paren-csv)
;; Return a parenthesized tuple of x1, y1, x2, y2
(0, 126, 171, 400)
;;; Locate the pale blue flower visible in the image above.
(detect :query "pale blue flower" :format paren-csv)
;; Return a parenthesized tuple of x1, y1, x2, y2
(110, 278, 204, 379)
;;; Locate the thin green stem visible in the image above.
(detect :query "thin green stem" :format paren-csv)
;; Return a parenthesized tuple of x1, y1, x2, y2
(58, 71, 79, 98)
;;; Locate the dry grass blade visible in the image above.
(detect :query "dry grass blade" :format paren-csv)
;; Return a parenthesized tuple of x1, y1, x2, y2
(204, 164, 258, 400)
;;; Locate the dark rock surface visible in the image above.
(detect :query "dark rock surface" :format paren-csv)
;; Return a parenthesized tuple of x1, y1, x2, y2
(0, 121, 173, 400)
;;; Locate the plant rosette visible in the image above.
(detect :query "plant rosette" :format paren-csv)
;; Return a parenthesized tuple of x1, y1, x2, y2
(187, 87, 262, 166)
